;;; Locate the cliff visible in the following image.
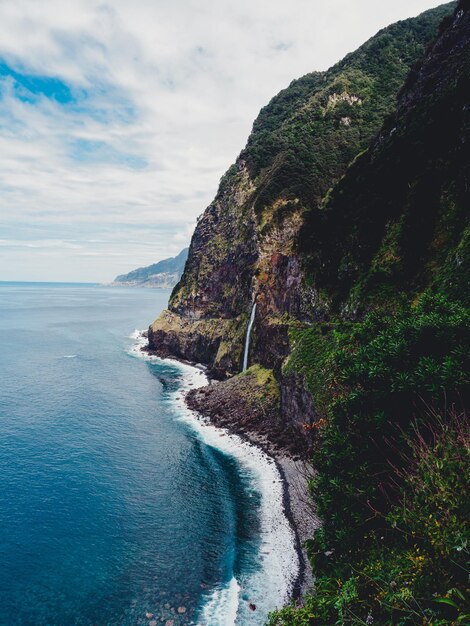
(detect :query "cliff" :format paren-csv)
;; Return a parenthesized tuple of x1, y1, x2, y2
(301, 4, 470, 315)
(149, 2, 456, 438)
(268, 3, 470, 622)
(145, 2, 470, 622)
(112, 248, 188, 288)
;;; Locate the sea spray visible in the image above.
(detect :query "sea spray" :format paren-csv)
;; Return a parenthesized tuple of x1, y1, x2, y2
(198, 577, 240, 625)
(129, 330, 299, 625)
(242, 301, 257, 372)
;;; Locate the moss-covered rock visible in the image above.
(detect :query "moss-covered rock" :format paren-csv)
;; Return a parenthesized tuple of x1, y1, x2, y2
(148, 310, 246, 378)
(301, 0, 469, 315)
(185, 365, 311, 453)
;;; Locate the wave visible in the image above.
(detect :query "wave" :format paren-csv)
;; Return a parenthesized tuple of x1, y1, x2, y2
(128, 330, 299, 625)
(198, 577, 240, 625)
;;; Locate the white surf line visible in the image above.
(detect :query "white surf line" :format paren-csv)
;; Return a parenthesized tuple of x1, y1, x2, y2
(198, 576, 240, 626)
(128, 330, 299, 625)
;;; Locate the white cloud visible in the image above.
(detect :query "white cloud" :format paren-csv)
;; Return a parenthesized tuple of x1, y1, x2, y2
(0, 0, 447, 281)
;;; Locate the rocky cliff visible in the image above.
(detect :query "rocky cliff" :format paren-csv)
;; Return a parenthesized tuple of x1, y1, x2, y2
(148, 3, 456, 442)
(301, 2, 470, 315)
(145, 4, 470, 621)
(267, 4, 470, 621)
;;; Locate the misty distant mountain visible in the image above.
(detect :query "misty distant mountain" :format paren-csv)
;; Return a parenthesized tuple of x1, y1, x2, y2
(112, 248, 188, 288)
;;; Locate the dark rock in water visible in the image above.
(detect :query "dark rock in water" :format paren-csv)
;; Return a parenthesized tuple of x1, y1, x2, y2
(249, 602, 257, 611)
(158, 376, 179, 391)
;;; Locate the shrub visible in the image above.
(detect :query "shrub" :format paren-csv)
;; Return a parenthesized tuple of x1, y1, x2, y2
(270, 294, 470, 625)
(310, 294, 470, 564)
(269, 408, 470, 625)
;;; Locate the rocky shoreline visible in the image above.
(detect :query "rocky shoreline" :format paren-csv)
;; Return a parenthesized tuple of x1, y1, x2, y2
(186, 384, 319, 597)
(143, 334, 319, 597)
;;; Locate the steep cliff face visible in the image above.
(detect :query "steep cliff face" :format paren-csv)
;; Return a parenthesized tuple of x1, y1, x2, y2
(149, 3, 455, 381)
(284, 0, 469, 443)
(268, 5, 470, 622)
(301, 0, 470, 316)
(146, 5, 469, 621)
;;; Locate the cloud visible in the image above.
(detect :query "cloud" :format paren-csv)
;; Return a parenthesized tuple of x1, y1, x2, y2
(0, 0, 447, 281)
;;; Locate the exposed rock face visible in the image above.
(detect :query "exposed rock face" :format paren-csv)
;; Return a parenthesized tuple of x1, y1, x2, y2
(148, 310, 245, 378)
(280, 371, 318, 435)
(148, 3, 457, 444)
(186, 365, 289, 448)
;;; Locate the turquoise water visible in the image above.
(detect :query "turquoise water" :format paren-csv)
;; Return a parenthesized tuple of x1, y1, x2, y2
(0, 283, 296, 625)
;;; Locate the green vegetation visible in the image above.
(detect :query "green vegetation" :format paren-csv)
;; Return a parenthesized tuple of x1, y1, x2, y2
(241, 364, 281, 412)
(283, 322, 337, 417)
(270, 295, 470, 625)
(243, 3, 455, 216)
(301, 1, 469, 314)
(269, 5, 470, 620)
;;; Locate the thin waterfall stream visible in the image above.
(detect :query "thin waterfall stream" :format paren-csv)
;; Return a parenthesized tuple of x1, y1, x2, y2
(242, 300, 257, 372)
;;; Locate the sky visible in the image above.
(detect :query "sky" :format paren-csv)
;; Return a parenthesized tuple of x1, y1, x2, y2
(0, 0, 448, 282)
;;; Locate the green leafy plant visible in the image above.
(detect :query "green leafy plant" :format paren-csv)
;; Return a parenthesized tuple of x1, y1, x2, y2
(270, 294, 470, 625)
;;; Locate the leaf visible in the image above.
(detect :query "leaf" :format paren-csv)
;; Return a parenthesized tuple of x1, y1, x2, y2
(452, 588, 466, 601)
(433, 597, 459, 609)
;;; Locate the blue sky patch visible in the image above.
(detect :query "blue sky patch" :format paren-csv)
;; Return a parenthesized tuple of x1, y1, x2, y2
(0, 61, 74, 103)
(273, 41, 293, 52)
(70, 138, 147, 170)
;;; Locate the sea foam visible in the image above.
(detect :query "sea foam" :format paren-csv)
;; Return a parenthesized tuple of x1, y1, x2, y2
(128, 331, 299, 625)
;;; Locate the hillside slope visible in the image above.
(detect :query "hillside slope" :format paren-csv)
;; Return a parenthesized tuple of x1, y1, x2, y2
(301, 3, 469, 315)
(148, 3, 456, 433)
(113, 248, 188, 288)
(268, 2, 470, 623)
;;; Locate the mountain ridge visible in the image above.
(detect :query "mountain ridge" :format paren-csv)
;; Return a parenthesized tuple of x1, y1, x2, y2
(112, 248, 188, 288)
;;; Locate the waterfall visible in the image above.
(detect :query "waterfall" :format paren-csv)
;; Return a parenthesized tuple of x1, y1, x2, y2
(242, 301, 257, 372)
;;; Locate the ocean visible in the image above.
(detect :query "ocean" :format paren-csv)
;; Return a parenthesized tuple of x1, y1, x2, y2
(0, 282, 297, 626)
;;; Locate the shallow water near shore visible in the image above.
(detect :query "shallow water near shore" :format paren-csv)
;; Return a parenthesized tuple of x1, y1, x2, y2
(0, 282, 297, 625)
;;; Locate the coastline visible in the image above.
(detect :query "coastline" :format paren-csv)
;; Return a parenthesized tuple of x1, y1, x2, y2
(195, 420, 318, 598)
(136, 332, 318, 602)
